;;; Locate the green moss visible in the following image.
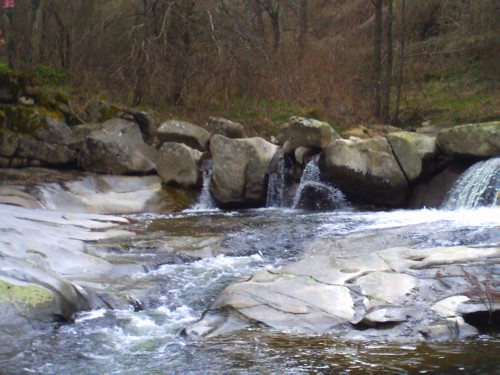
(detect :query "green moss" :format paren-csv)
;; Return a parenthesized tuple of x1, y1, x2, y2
(0, 279, 55, 308)
(6, 106, 63, 136)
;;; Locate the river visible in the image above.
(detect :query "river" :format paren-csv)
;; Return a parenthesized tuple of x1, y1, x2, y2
(1, 205, 498, 374)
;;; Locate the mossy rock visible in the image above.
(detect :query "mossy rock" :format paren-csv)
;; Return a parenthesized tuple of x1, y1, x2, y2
(4, 106, 72, 145)
(0, 279, 55, 309)
(80, 100, 122, 123)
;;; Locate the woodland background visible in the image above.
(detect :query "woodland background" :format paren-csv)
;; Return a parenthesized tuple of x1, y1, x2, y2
(1, 0, 498, 136)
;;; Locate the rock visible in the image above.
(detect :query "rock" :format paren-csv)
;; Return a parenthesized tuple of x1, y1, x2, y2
(207, 117, 246, 138)
(209, 135, 278, 207)
(0, 202, 140, 335)
(186, 271, 355, 336)
(409, 162, 467, 208)
(387, 131, 442, 182)
(157, 120, 211, 151)
(279, 117, 339, 154)
(294, 182, 348, 211)
(78, 118, 157, 174)
(420, 317, 478, 340)
(0, 72, 27, 103)
(156, 142, 202, 188)
(0, 259, 90, 331)
(0, 168, 194, 213)
(1, 107, 77, 166)
(436, 121, 500, 159)
(16, 136, 77, 165)
(0, 128, 18, 157)
(321, 137, 409, 207)
(185, 219, 499, 340)
(294, 147, 318, 166)
(80, 100, 121, 123)
(356, 272, 418, 308)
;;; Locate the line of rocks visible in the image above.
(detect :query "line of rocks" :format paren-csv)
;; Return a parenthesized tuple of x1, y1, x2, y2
(0, 73, 498, 209)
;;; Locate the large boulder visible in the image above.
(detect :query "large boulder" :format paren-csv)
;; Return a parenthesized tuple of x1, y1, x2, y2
(156, 142, 203, 188)
(207, 117, 246, 138)
(78, 118, 157, 174)
(157, 120, 211, 151)
(321, 137, 409, 207)
(0, 258, 90, 334)
(0, 107, 77, 167)
(387, 131, 445, 182)
(210, 135, 278, 207)
(278, 117, 339, 154)
(436, 121, 500, 159)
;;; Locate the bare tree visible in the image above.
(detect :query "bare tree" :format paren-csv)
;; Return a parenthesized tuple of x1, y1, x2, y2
(381, 0, 393, 123)
(371, 0, 383, 120)
(393, 0, 406, 124)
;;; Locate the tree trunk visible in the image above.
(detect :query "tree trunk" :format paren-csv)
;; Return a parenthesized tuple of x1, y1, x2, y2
(297, 0, 308, 60)
(372, 0, 382, 120)
(260, 0, 281, 52)
(393, 0, 406, 124)
(3, 8, 15, 69)
(30, 0, 45, 65)
(253, 0, 266, 46)
(381, 0, 393, 122)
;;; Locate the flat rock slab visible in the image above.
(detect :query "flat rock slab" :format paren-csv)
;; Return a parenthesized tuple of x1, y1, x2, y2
(186, 227, 500, 341)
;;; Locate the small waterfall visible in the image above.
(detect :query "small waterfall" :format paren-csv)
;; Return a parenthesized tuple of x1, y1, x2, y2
(291, 155, 348, 210)
(441, 157, 499, 210)
(266, 156, 286, 208)
(191, 160, 217, 210)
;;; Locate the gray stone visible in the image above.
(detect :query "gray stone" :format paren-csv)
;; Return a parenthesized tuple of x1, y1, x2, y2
(437, 121, 500, 159)
(156, 142, 202, 188)
(157, 120, 211, 151)
(321, 137, 409, 207)
(294, 147, 317, 166)
(387, 131, 439, 182)
(207, 117, 246, 138)
(0, 129, 18, 157)
(78, 118, 157, 174)
(17, 136, 77, 165)
(209, 135, 278, 207)
(279, 117, 338, 154)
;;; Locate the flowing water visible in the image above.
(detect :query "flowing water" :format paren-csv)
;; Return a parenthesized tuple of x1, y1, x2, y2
(190, 159, 217, 211)
(1, 207, 499, 374)
(1, 160, 499, 374)
(441, 157, 499, 210)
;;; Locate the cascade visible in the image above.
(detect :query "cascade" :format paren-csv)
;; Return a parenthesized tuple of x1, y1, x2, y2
(441, 157, 499, 210)
(291, 155, 348, 210)
(266, 155, 286, 208)
(190, 159, 217, 210)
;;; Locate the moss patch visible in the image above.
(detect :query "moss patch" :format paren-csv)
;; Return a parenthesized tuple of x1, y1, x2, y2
(0, 279, 55, 308)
